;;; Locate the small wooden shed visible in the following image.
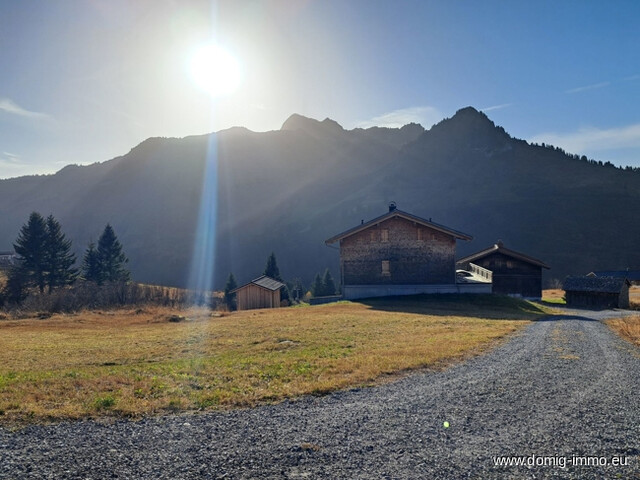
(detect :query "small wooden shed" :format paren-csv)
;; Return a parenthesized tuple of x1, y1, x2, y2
(230, 275, 286, 311)
(563, 276, 631, 309)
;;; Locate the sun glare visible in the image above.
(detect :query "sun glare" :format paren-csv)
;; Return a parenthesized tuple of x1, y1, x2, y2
(188, 44, 241, 97)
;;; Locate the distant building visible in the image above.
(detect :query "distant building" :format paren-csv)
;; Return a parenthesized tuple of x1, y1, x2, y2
(457, 241, 550, 299)
(230, 275, 286, 310)
(0, 251, 16, 268)
(589, 270, 640, 285)
(563, 276, 630, 309)
(325, 203, 486, 300)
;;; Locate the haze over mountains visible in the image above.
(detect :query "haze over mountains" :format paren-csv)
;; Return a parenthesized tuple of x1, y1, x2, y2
(1, 107, 638, 289)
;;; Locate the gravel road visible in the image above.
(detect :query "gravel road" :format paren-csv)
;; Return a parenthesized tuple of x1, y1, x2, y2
(2, 310, 639, 479)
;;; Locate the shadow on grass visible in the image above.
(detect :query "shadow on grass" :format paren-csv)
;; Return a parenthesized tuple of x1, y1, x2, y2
(358, 294, 547, 320)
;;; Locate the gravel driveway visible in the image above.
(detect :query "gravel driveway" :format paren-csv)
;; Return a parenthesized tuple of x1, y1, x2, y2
(2, 310, 639, 479)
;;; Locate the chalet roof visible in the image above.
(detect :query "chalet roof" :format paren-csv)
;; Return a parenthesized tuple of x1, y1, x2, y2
(230, 275, 286, 293)
(457, 242, 550, 269)
(0, 251, 15, 256)
(325, 208, 472, 244)
(590, 270, 640, 282)
(563, 276, 630, 294)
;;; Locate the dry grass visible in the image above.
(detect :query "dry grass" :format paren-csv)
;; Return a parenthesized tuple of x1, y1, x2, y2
(630, 286, 640, 309)
(0, 296, 546, 426)
(607, 315, 640, 347)
(542, 289, 566, 304)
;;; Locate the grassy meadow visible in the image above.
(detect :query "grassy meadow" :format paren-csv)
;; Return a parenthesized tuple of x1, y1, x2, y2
(0, 295, 547, 426)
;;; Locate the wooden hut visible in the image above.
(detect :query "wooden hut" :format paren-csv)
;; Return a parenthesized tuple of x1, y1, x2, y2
(230, 275, 286, 311)
(563, 276, 631, 309)
(457, 241, 550, 299)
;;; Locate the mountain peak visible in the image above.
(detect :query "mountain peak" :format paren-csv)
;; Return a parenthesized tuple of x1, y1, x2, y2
(281, 114, 344, 135)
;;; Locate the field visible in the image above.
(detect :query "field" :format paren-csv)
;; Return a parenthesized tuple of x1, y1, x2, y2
(0, 295, 547, 426)
(630, 285, 640, 309)
(541, 289, 566, 304)
(607, 315, 640, 347)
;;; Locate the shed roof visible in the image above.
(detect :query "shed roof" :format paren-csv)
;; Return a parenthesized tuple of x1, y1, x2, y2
(457, 242, 550, 269)
(590, 270, 640, 282)
(325, 209, 472, 244)
(563, 276, 630, 294)
(230, 275, 286, 293)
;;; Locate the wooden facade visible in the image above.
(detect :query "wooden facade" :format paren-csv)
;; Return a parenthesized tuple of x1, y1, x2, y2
(325, 204, 472, 299)
(457, 242, 550, 299)
(231, 275, 285, 311)
(564, 276, 630, 309)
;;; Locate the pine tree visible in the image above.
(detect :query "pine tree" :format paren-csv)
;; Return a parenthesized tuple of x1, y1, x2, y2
(223, 273, 238, 310)
(263, 252, 289, 301)
(13, 212, 48, 293)
(44, 215, 77, 292)
(2, 265, 28, 305)
(311, 273, 324, 297)
(97, 224, 130, 284)
(322, 268, 336, 296)
(82, 241, 101, 283)
(263, 252, 282, 281)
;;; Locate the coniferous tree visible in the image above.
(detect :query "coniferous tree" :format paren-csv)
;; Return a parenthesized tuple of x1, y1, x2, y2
(263, 252, 289, 301)
(82, 241, 101, 283)
(311, 273, 324, 297)
(263, 252, 282, 281)
(97, 224, 130, 284)
(13, 212, 48, 293)
(44, 215, 77, 292)
(322, 268, 336, 296)
(223, 273, 238, 310)
(2, 265, 28, 305)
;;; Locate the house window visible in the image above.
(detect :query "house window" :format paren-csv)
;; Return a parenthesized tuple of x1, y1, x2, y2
(370, 231, 376, 242)
(382, 260, 390, 276)
(381, 229, 389, 243)
(417, 228, 423, 241)
(506, 261, 514, 268)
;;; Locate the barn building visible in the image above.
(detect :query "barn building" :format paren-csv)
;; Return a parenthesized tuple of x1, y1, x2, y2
(230, 275, 286, 311)
(456, 241, 550, 299)
(0, 251, 16, 267)
(563, 276, 631, 309)
(325, 203, 486, 300)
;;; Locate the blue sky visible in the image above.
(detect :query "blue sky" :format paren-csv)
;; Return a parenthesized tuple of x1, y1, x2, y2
(1, 0, 639, 178)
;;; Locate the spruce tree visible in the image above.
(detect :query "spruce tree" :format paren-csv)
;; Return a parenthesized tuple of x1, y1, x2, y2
(44, 215, 77, 292)
(3, 265, 28, 305)
(13, 212, 48, 293)
(263, 252, 282, 281)
(223, 273, 238, 310)
(322, 268, 336, 296)
(97, 224, 130, 283)
(263, 252, 289, 301)
(311, 273, 324, 297)
(82, 241, 101, 283)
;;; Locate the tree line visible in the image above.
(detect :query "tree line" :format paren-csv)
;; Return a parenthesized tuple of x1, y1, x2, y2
(1, 212, 129, 305)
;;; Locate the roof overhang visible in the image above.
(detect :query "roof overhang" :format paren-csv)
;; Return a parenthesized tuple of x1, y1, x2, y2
(457, 243, 550, 269)
(325, 210, 472, 244)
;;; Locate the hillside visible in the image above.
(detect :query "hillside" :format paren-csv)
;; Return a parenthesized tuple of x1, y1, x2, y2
(0, 107, 638, 288)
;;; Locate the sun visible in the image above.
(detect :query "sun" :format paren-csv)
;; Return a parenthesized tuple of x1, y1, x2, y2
(188, 44, 242, 97)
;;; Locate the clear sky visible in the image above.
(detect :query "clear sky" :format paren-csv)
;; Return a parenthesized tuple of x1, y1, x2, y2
(1, 0, 639, 178)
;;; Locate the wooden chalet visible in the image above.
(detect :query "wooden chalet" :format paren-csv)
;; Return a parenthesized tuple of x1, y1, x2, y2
(457, 241, 550, 299)
(325, 203, 483, 300)
(230, 275, 286, 311)
(563, 276, 630, 309)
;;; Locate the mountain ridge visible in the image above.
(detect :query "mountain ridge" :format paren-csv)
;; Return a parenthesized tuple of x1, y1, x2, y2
(1, 107, 638, 289)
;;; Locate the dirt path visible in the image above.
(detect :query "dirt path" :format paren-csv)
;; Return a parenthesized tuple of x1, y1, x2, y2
(2, 311, 639, 479)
